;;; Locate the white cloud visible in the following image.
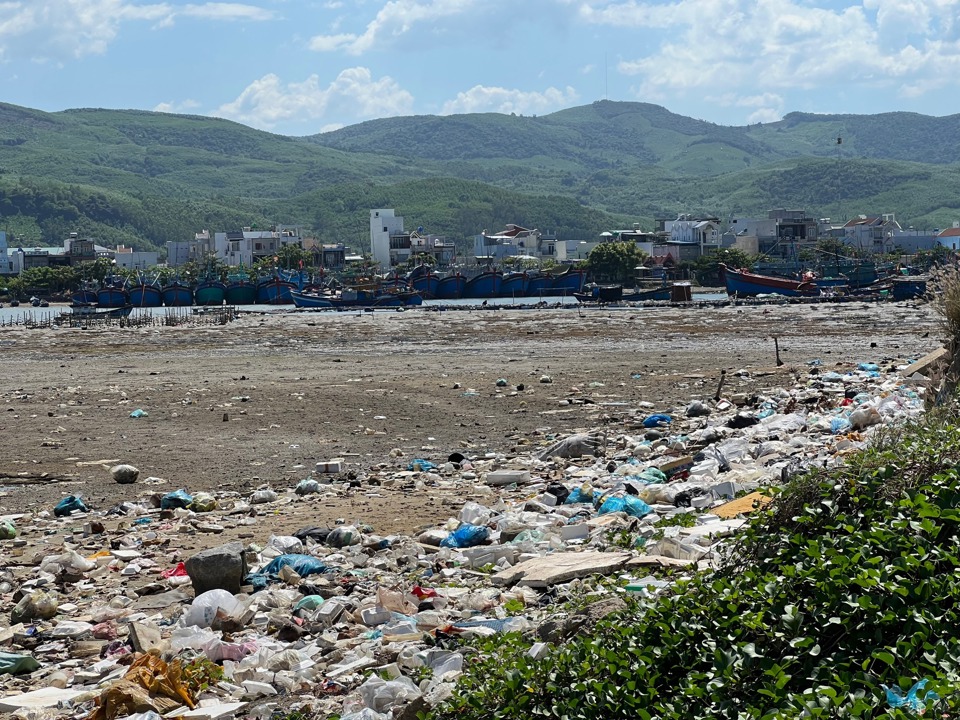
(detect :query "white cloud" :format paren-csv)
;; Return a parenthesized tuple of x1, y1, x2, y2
(0, 1, 273, 62)
(309, 0, 476, 55)
(153, 99, 201, 113)
(441, 85, 580, 115)
(214, 67, 415, 131)
(579, 0, 960, 108)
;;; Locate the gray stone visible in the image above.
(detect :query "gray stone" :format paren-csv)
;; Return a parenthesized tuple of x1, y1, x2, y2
(492, 551, 631, 588)
(185, 542, 248, 595)
(110, 464, 140, 484)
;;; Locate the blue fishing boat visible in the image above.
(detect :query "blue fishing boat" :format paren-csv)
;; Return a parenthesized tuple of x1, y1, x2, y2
(500, 272, 528, 298)
(256, 273, 296, 304)
(72, 282, 98, 305)
(327, 287, 423, 308)
(721, 264, 819, 297)
(290, 291, 334, 309)
(128, 275, 162, 307)
(408, 266, 440, 298)
(97, 277, 131, 308)
(435, 273, 466, 300)
(892, 276, 928, 301)
(525, 271, 553, 298)
(550, 267, 587, 295)
(162, 277, 193, 306)
(464, 270, 502, 299)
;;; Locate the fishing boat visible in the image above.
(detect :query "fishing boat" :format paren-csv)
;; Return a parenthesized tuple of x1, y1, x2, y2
(720, 264, 820, 297)
(225, 266, 257, 305)
(574, 284, 623, 303)
(435, 273, 466, 300)
(256, 272, 296, 304)
(525, 271, 553, 298)
(290, 291, 334, 309)
(622, 285, 672, 301)
(66, 303, 134, 320)
(550, 266, 587, 295)
(127, 274, 162, 307)
(407, 265, 440, 298)
(326, 287, 423, 308)
(72, 282, 99, 305)
(500, 272, 528, 298)
(463, 270, 502, 299)
(97, 277, 131, 308)
(892, 275, 929, 301)
(194, 275, 226, 306)
(161, 277, 193, 307)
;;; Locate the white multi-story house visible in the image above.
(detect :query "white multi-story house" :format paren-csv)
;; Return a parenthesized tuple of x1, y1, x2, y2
(215, 226, 303, 267)
(370, 209, 456, 268)
(474, 224, 565, 263)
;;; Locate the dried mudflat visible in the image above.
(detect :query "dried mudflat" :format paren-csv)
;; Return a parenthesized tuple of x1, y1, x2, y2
(0, 301, 939, 540)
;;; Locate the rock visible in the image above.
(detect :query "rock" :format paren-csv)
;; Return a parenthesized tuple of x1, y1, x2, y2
(185, 542, 248, 595)
(564, 596, 628, 638)
(492, 551, 632, 588)
(110, 464, 140, 484)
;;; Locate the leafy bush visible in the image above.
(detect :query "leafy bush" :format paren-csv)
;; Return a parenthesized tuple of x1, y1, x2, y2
(429, 407, 960, 719)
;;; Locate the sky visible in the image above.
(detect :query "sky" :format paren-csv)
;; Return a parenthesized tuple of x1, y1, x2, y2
(1, 0, 959, 137)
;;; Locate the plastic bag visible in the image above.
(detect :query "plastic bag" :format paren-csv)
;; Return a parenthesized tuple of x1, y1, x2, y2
(358, 675, 422, 714)
(642, 413, 672, 428)
(439, 523, 489, 548)
(261, 553, 328, 578)
(598, 494, 652, 518)
(54, 495, 88, 517)
(250, 489, 278, 504)
(295, 478, 320, 495)
(830, 417, 852, 434)
(327, 526, 361, 548)
(407, 458, 437, 472)
(189, 492, 217, 512)
(0, 651, 40, 675)
(0, 521, 17, 539)
(184, 589, 240, 628)
(160, 489, 193, 510)
(11, 590, 59, 623)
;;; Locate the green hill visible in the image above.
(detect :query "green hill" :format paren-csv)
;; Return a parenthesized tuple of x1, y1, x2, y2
(2, 100, 960, 256)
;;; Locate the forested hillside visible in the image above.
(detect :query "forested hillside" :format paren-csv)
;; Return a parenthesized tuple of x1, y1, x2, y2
(1, 100, 959, 256)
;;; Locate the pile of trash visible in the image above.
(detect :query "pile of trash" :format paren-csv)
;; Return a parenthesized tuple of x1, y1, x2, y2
(0, 356, 933, 719)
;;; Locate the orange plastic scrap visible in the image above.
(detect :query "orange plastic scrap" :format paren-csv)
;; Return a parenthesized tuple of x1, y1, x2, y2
(123, 653, 196, 709)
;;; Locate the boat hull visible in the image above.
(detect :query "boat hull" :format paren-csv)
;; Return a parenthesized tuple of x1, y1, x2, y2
(463, 271, 502, 299)
(225, 281, 256, 305)
(410, 273, 440, 299)
(162, 284, 193, 307)
(194, 281, 226, 306)
(500, 273, 528, 298)
(551, 268, 586, 295)
(256, 278, 296, 304)
(72, 289, 98, 305)
(622, 286, 671, 302)
(128, 284, 162, 307)
(291, 291, 333, 309)
(97, 287, 131, 308)
(435, 275, 466, 300)
(721, 264, 819, 297)
(525, 274, 553, 297)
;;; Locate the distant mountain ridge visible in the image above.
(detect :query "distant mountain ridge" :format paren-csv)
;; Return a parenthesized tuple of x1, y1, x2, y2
(0, 100, 959, 254)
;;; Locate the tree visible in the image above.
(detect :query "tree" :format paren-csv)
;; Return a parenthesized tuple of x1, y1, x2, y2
(584, 241, 648, 284)
(693, 248, 756, 285)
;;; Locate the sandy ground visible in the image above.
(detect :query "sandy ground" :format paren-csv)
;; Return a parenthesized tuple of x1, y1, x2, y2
(0, 300, 941, 545)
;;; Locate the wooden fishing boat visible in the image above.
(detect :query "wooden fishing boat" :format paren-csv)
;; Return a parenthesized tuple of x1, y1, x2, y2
(720, 264, 819, 297)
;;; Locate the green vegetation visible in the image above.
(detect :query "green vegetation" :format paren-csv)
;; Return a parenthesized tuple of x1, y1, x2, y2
(584, 241, 648, 284)
(3, 100, 960, 258)
(430, 403, 960, 719)
(693, 248, 756, 285)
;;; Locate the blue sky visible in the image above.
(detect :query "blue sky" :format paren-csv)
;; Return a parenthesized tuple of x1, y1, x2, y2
(1, 0, 959, 137)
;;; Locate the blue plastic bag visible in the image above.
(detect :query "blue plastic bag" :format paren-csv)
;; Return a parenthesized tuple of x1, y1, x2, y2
(54, 495, 88, 517)
(261, 554, 328, 578)
(407, 458, 437, 472)
(642, 413, 672, 428)
(598, 495, 652, 518)
(440, 523, 489, 548)
(830, 417, 852, 434)
(857, 362, 879, 372)
(160, 489, 194, 510)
